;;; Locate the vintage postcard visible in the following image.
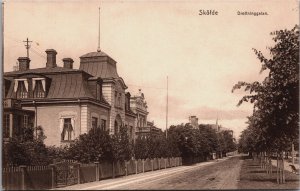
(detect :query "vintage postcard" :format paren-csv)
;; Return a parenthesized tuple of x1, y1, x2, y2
(1, 0, 299, 190)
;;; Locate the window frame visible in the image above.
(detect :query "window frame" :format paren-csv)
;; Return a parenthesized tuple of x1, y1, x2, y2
(33, 79, 45, 98)
(3, 114, 10, 138)
(92, 116, 98, 129)
(61, 117, 75, 142)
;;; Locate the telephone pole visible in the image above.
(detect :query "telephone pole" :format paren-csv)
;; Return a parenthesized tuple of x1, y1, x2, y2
(166, 76, 168, 138)
(23, 38, 32, 58)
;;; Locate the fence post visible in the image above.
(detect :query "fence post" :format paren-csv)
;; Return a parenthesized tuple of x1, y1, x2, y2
(158, 159, 161, 170)
(77, 163, 81, 184)
(94, 162, 99, 181)
(20, 165, 27, 190)
(151, 159, 154, 171)
(112, 162, 115, 178)
(125, 161, 128, 176)
(142, 160, 145, 173)
(49, 164, 56, 189)
(165, 159, 167, 169)
(135, 160, 138, 174)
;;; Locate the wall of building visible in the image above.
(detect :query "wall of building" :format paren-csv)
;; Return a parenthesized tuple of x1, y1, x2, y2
(23, 102, 110, 146)
(125, 115, 136, 141)
(86, 103, 110, 133)
(23, 104, 81, 146)
(102, 80, 126, 134)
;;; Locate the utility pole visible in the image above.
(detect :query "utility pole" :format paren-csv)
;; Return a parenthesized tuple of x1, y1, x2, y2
(166, 76, 168, 138)
(23, 38, 32, 58)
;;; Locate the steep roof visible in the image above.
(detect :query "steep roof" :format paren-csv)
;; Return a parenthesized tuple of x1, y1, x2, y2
(46, 73, 94, 99)
(4, 67, 84, 76)
(4, 68, 109, 107)
(79, 51, 120, 79)
(80, 51, 110, 58)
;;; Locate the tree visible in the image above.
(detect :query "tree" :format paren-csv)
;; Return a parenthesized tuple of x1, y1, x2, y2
(2, 126, 49, 166)
(65, 127, 112, 163)
(233, 25, 299, 183)
(111, 126, 132, 163)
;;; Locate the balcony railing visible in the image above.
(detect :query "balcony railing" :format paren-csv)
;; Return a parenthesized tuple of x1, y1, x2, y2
(3, 99, 21, 109)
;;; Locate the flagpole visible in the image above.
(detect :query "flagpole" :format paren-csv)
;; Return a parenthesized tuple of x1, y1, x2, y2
(166, 76, 168, 138)
(2, 2, 4, 73)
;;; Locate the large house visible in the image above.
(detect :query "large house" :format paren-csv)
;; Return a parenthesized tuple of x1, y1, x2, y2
(3, 49, 137, 146)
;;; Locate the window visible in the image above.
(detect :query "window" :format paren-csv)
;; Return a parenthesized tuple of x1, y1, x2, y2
(115, 91, 118, 106)
(118, 93, 122, 107)
(92, 117, 98, 129)
(125, 97, 129, 111)
(61, 118, 74, 141)
(3, 114, 10, 138)
(23, 115, 28, 128)
(101, 119, 106, 131)
(96, 83, 102, 100)
(17, 81, 28, 98)
(34, 80, 45, 98)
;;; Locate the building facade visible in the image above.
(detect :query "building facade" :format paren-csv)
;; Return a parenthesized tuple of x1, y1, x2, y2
(188, 116, 199, 128)
(3, 49, 137, 146)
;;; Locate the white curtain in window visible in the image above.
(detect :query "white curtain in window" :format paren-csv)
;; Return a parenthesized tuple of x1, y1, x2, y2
(32, 80, 36, 91)
(41, 79, 46, 91)
(32, 78, 45, 91)
(13, 81, 18, 92)
(24, 80, 28, 92)
(59, 118, 64, 136)
(13, 79, 28, 92)
(71, 118, 75, 140)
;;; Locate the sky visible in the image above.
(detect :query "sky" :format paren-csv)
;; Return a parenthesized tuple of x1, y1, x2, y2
(3, 0, 299, 139)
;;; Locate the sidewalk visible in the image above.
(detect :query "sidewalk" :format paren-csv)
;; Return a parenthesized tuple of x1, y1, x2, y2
(238, 156, 299, 189)
(271, 159, 299, 173)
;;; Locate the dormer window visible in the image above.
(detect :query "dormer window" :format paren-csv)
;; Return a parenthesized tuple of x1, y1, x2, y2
(14, 79, 28, 98)
(96, 82, 102, 100)
(33, 78, 46, 98)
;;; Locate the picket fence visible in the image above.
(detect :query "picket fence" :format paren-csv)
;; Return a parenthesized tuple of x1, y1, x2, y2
(2, 157, 182, 190)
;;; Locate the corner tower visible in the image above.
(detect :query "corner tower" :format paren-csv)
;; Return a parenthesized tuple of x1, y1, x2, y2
(79, 51, 127, 135)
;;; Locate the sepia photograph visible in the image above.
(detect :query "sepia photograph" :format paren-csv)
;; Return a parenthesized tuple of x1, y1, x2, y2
(1, 0, 299, 190)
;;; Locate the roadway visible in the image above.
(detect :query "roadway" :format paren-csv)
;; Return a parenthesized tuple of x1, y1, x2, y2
(56, 155, 243, 190)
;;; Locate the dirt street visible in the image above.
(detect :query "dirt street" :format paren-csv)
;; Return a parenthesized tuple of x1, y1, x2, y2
(117, 156, 242, 190)
(59, 156, 243, 190)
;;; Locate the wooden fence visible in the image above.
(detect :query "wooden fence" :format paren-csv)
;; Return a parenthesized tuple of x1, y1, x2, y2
(2, 157, 182, 190)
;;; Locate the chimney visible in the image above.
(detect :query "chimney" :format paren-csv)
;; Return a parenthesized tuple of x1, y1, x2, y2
(62, 58, 74, 69)
(18, 57, 30, 71)
(45, 49, 57, 68)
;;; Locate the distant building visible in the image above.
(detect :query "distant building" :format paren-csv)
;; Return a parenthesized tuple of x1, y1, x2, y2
(130, 89, 161, 138)
(210, 118, 221, 132)
(136, 121, 162, 138)
(130, 89, 148, 130)
(188, 116, 199, 128)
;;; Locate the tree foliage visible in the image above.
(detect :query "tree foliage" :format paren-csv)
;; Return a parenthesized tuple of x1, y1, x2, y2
(2, 126, 49, 166)
(234, 25, 299, 153)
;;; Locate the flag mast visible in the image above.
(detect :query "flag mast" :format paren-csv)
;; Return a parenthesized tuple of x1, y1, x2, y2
(2, 2, 4, 73)
(166, 76, 168, 138)
(97, 5, 101, 52)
